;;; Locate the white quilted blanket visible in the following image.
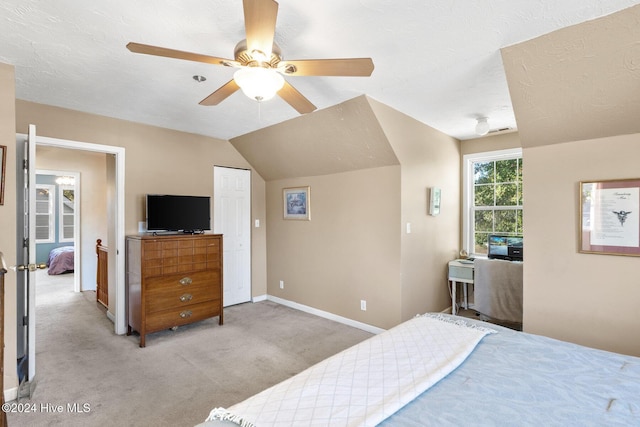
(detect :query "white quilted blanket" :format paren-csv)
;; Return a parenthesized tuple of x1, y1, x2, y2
(207, 314, 495, 427)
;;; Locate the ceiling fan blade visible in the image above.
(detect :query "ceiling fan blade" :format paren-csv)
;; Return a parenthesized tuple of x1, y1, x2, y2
(278, 81, 317, 114)
(126, 42, 239, 67)
(280, 58, 374, 76)
(243, 0, 278, 58)
(199, 80, 241, 106)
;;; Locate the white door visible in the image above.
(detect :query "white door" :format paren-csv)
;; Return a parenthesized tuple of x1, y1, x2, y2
(26, 124, 38, 383)
(15, 124, 39, 384)
(213, 167, 251, 306)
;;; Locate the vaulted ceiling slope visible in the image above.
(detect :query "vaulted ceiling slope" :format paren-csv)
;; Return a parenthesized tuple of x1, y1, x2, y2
(502, 4, 640, 147)
(230, 95, 461, 181)
(230, 95, 399, 181)
(2, 1, 640, 141)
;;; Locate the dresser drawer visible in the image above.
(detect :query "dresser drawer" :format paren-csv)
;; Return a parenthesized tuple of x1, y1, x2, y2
(145, 270, 218, 292)
(146, 283, 219, 314)
(145, 270, 219, 312)
(145, 301, 219, 332)
(141, 237, 221, 277)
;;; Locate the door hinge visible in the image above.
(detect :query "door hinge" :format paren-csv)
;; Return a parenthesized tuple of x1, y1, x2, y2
(23, 159, 28, 171)
(23, 315, 28, 326)
(23, 238, 28, 248)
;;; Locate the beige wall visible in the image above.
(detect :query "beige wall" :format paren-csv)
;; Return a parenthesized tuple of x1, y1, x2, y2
(16, 101, 259, 235)
(15, 100, 267, 302)
(368, 99, 461, 320)
(0, 63, 19, 396)
(251, 96, 461, 330)
(36, 147, 108, 292)
(462, 131, 640, 357)
(267, 167, 402, 329)
(524, 133, 640, 356)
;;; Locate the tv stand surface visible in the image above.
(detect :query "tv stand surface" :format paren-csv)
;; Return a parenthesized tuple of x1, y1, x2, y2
(148, 230, 206, 236)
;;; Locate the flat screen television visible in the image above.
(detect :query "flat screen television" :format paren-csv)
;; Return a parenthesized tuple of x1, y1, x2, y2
(146, 194, 211, 233)
(487, 235, 523, 261)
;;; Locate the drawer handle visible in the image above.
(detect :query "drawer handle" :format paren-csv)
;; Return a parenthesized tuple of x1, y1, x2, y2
(179, 293, 193, 303)
(180, 310, 192, 319)
(179, 277, 192, 285)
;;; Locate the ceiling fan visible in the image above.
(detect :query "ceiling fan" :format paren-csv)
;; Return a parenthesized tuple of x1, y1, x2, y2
(127, 0, 374, 114)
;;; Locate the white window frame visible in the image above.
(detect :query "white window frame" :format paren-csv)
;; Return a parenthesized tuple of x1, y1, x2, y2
(462, 148, 523, 257)
(35, 184, 56, 243)
(58, 184, 75, 243)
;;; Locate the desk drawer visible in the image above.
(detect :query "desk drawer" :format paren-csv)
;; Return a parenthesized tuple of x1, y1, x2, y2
(449, 265, 473, 281)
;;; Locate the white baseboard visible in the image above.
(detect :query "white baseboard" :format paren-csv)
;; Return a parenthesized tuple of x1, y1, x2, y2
(266, 295, 385, 335)
(251, 294, 267, 303)
(4, 386, 18, 403)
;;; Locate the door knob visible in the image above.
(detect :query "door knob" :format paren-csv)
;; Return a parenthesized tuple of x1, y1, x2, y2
(13, 263, 47, 272)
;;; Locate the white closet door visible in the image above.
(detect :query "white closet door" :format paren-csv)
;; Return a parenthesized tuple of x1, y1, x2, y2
(213, 166, 251, 306)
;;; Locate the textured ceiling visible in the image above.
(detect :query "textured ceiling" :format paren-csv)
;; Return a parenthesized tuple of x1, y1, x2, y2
(2, 0, 639, 141)
(502, 4, 640, 147)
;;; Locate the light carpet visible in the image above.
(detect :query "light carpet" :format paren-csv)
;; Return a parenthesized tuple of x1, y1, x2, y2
(6, 271, 372, 426)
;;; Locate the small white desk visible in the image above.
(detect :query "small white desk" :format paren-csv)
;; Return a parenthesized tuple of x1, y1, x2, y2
(448, 259, 474, 315)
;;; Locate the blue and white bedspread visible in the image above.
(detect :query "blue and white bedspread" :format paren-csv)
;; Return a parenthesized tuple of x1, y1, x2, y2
(203, 314, 640, 426)
(206, 314, 494, 427)
(378, 315, 640, 426)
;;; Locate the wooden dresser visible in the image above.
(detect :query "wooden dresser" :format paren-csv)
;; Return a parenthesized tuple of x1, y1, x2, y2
(126, 233, 223, 347)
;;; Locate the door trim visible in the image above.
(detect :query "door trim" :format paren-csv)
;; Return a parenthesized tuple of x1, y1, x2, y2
(18, 133, 127, 335)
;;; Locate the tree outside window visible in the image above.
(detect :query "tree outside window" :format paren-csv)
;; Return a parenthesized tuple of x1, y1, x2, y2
(472, 157, 523, 254)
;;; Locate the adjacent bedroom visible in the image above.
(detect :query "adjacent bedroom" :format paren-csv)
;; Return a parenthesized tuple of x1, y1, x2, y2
(35, 173, 77, 277)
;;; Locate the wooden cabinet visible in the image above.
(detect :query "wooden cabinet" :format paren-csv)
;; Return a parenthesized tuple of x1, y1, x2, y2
(126, 233, 223, 347)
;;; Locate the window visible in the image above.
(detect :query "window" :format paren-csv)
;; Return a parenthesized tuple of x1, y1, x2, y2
(59, 185, 75, 242)
(35, 184, 55, 243)
(463, 148, 523, 256)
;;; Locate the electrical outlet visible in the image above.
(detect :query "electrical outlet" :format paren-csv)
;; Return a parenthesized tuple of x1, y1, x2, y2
(279, 280, 284, 289)
(360, 300, 367, 311)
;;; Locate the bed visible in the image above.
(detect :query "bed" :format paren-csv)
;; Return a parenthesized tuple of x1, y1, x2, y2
(200, 313, 640, 426)
(47, 246, 75, 275)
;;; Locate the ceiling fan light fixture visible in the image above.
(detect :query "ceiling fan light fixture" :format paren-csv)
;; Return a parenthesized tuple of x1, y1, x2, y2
(233, 67, 284, 102)
(475, 117, 490, 136)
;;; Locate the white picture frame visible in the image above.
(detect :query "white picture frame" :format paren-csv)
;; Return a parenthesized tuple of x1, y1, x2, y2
(429, 187, 441, 216)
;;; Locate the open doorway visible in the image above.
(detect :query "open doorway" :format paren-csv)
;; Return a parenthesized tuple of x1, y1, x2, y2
(26, 134, 126, 335)
(34, 169, 81, 292)
(15, 129, 125, 392)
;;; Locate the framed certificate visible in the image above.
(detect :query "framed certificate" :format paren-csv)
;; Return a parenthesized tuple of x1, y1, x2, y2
(580, 178, 640, 256)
